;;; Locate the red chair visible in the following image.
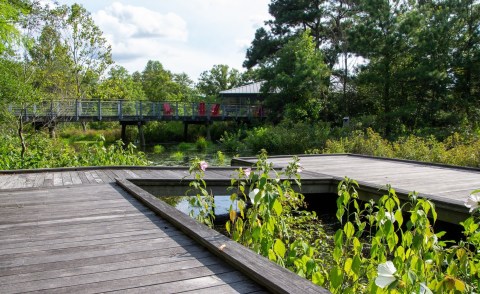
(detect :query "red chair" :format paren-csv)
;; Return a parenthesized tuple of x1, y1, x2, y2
(199, 102, 206, 116)
(211, 104, 220, 116)
(163, 103, 172, 116)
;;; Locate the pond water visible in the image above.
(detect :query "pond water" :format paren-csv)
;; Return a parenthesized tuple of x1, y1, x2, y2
(155, 192, 342, 236)
(144, 144, 237, 167)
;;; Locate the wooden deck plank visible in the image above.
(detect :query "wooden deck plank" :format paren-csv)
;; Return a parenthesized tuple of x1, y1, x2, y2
(61, 172, 73, 185)
(89, 170, 104, 184)
(69, 171, 82, 185)
(123, 169, 141, 179)
(0, 248, 213, 286)
(43, 172, 54, 187)
(83, 171, 96, 184)
(112, 271, 263, 294)
(0, 183, 275, 294)
(95, 170, 112, 183)
(76, 170, 90, 184)
(53, 172, 63, 186)
(0, 243, 206, 277)
(28, 264, 236, 294)
(33, 173, 46, 187)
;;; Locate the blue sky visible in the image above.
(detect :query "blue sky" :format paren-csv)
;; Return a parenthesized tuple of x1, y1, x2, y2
(54, 0, 271, 81)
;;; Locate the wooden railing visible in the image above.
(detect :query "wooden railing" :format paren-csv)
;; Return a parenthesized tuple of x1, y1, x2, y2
(8, 100, 266, 122)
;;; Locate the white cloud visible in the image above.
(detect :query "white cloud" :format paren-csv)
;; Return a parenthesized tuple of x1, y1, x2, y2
(83, 0, 270, 80)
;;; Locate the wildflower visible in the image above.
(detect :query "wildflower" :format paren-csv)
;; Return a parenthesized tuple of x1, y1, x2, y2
(297, 165, 303, 173)
(249, 188, 259, 204)
(199, 160, 208, 171)
(464, 193, 480, 213)
(244, 167, 251, 177)
(375, 261, 397, 288)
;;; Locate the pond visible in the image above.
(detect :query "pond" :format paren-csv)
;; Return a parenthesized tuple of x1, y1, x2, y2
(144, 143, 238, 166)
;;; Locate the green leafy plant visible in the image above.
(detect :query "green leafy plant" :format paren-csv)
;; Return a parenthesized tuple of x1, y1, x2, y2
(186, 158, 215, 228)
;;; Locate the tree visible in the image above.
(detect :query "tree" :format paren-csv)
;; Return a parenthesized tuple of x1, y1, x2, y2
(53, 3, 113, 99)
(196, 64, 243, 98)
(349, 0, 412, 136)
(140, 60, 179, 101)
(259, 31, 330, 123)
(95, 65, 145, 100)
(0, 0, 31, 54)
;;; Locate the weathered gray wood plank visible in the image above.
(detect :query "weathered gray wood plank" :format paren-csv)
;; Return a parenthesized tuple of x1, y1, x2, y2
(69, 171, 82, 185)
(53, 172, 63, 186)
(0, 248, 213, 286)
(29, 264, 235, 294)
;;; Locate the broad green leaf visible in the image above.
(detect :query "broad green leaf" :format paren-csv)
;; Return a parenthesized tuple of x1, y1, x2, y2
(329, 266, 343, 289)
(344, 222, 355, 239)
(274, 239, 286, 257)
(312, 272, 324, 285)
(273, 199, 282, 215)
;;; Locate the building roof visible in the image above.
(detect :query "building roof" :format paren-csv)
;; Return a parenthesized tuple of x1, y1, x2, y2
(219, 81, 264, 95)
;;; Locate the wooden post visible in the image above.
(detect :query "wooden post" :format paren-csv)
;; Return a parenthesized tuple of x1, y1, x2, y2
(183, 122, 188, 141)
(121, 123, 127, 146)
(48, 124, 56, 138)
(138, 122, 145, 148)
(206, 122, 211, 141)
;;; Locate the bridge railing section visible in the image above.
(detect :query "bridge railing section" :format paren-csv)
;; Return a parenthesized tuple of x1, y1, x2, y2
(8, 100, 266, 121)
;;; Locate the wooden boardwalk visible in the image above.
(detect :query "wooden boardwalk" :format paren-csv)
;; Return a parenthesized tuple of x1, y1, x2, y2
(0, 167, 328, 294)
(233, 154, 480, 223)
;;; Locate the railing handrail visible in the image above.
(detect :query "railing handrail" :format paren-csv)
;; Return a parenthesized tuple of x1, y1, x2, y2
(8, 100, 266, 121)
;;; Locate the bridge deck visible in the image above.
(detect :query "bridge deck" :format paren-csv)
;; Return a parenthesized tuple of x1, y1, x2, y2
(0, 167, 328, 294)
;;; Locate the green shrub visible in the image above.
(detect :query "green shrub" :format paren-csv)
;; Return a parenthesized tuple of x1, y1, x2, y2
(177, 142, 194, 151)
(195, 136, 208, 151)
(153, 144, 165, 154)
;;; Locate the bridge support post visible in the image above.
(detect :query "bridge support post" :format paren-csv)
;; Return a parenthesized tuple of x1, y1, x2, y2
(121, 123, 127, 146)
(183, 123, 188, 141)
(138, 122, 145, 149)
(206, 122, 212, 141)
(48, 124, 56, 139)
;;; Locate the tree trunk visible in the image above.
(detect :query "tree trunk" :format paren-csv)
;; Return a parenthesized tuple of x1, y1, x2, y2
(18, 116, 26, 159)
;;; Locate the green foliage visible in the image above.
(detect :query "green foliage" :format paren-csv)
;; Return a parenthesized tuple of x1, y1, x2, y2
(195, 136, 208, 151)
(215, 150, 225, 165)
(170, 151, 184, 162)
(153, 144, 165, 154)
(242, 121, 331, 154)
(0, 0, 30, 54)
(187, 158, 215, 228)
(218, 129, 243, 153)
(322, 128, 480, 168)
(0, 133, 148, 169)
(187, 154, 480, 293)
(139, 60, 197, 101)
(196, 64, 244, 99)
(95, 66, 146, 100)
(259, 31, 329, 123)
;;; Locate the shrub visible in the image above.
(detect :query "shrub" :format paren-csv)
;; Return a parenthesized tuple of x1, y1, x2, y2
(153, 144, 165, 154)
(195, 136, 208, 151)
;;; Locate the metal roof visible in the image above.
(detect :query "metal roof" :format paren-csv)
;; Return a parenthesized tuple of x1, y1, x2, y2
(219, 81, 264, 95)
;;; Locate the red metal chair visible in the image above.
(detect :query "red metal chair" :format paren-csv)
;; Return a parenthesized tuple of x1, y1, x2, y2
(211, 104, 220, 116)
(163, 103, 172, 116)
(199, 102, 206, 116)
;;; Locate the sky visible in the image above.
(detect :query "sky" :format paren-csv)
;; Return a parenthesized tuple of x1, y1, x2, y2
(55, 0, 271, 81)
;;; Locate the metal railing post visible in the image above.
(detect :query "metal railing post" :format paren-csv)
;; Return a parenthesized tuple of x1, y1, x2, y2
(119, 100, 123, 120)
(98, 100, 102, 120)
(75, 99, 79, 121)
(139, 101, 143, 119)
(192, 102, 195, 119)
